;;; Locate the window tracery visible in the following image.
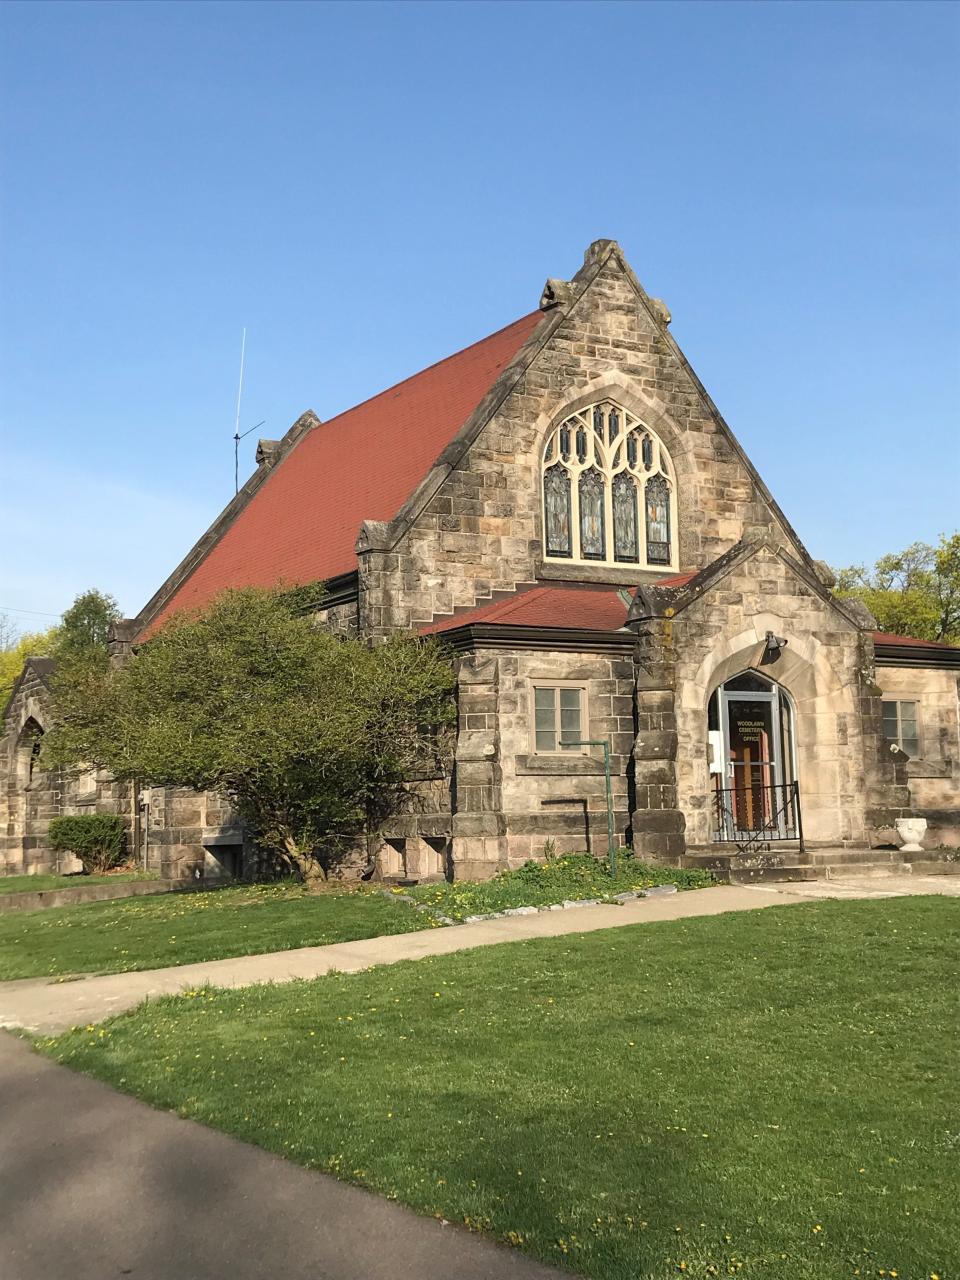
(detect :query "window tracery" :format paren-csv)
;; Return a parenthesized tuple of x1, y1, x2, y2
(541, 399, 676, 569)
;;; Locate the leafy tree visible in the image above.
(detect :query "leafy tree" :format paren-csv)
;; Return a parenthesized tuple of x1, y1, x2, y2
(835, 533, 960, 644)
(18, 590, 122, 739)
(51, 589, 121, 663)
(0, 613, 18, 651)
(1, 622, 59, 703)
(1, 591, 121, 706)
(44, 586, 455, 882)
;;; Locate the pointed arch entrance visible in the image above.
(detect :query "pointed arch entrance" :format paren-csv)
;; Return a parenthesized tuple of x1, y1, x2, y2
(16, 717, 45, 790)
(707, 670, 802, 845)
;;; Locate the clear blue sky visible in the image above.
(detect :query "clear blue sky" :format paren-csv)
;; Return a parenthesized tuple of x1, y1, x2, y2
(1, 0, 958, 626)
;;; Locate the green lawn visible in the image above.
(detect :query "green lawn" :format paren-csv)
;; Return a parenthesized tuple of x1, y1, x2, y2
(404, 852, 712, 921)
(0, 882, 432, 979)
(0, 870, 159, 895)
(41, 898, 958, 1280)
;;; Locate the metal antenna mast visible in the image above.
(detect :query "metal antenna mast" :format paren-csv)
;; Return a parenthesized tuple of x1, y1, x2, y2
(231, 329, 265, 495)
(233, 329, 246, 495)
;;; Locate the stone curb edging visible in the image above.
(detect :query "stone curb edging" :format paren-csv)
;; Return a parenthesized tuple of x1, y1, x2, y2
(380, 882, 679, 926)
(0, 878, 176, 915)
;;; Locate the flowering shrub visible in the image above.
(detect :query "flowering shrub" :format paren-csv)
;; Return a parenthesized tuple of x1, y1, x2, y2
(406, 853, 713, 922)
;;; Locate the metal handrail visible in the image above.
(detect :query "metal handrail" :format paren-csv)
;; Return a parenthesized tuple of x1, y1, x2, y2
(712, 779, 804, 855)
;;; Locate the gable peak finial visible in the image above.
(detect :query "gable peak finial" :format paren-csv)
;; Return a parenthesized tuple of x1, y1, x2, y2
(539, 278, 573, 311)
(583, 239, 620, 267)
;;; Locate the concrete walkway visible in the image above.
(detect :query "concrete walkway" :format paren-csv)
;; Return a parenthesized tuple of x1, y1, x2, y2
(2, 875, 956, 1034)
(0, 1033, 563, 1280)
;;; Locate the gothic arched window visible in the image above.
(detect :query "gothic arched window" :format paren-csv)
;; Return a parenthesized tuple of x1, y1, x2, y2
(541, 399, 677, 570)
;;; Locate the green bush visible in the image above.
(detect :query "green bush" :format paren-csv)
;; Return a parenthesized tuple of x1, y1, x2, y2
(48, 814, 126, 875)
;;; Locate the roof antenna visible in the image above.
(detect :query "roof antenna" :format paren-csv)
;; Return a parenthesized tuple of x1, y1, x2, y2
(231, 328, 264, 494)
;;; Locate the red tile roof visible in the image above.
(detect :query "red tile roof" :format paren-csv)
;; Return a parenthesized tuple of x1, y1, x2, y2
(422, 583, 960, 646)
(872, 631, 959, 649)
(147, 312, 542, 631)
(655, 571, 697, 589)
(420, 575, 696, 635)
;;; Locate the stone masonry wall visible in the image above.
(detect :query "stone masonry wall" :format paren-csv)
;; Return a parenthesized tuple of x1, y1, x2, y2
(449, 645, 635, 878)
(876, 665, 960, 812)
(141, 786, 245, 882)
(315, 597, 359, 637)
(1, 665, 135, 876)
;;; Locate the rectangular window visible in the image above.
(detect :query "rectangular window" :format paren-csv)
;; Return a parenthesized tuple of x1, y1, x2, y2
(533, 685, 584, 753)
(881, 699, 920, 757)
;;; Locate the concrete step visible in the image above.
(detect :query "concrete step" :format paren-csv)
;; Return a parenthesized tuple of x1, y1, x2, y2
(823, 862, 909, 879)
(807, 848, 902, 867)
(679, 844, 960, 886)
(727, 865, 818, 885)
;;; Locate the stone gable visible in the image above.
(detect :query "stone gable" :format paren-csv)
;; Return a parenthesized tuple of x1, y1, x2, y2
(627, 541, 909, 853)
(360, 244, 807, 638)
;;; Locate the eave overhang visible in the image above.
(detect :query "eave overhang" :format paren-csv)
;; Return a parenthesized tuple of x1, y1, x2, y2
(429, 623, 637, 655)
(873, 641, 960, 670)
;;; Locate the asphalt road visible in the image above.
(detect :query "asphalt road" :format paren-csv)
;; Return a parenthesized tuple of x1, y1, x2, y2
(0, 1033, 562, 1280)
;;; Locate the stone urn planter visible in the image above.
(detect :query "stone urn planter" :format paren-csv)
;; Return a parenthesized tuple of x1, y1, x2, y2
(895, 817, 927, 854)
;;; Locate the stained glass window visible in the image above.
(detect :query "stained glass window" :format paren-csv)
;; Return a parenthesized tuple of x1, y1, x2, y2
(612, 472, 639, 562)
(543, 464, 572, 557)
(575, 425, 587, 463)
(641, 434, 653, 468)
(645, 474, 671, 565)
(579, 468, 606, 560)
(540, 399, 675, 569)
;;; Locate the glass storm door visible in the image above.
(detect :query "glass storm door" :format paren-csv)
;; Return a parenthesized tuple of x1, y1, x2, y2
(719, 682, 795, 838)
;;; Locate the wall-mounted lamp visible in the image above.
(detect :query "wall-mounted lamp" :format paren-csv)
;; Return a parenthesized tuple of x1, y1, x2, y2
(763, 631, 788, 663)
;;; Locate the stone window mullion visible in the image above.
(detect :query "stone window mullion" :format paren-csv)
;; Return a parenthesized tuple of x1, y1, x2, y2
(541, 398, 677, 572)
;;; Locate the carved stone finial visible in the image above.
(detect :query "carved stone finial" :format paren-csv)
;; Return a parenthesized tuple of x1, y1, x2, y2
(841, 597, 878, 630)
(813, 559, 837, 588)
(108, 619, 139, 662)
(539, 278, 573, 311)
(255, 439, 281, 467)
(583, 239, 619, 268)
(356, 519, 391, 554)
(649, 298, 672, 327)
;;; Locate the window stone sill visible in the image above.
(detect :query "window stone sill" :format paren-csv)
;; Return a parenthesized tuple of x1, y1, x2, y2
(536, 560, 677, 587)
(906, 758, 951, 779)
(515, 754, 606, 776)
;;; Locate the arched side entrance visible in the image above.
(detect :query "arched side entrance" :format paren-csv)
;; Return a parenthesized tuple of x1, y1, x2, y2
(679, 620, 868, 849)
(15, 717, 45, 790)
(707, 671, 801, 844)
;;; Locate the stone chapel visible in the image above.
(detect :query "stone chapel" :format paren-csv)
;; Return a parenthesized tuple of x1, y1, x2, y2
(4, 240, 959, 882)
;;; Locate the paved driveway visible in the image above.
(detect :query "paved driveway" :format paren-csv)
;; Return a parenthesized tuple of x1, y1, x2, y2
(0, 1033, 562, 1280)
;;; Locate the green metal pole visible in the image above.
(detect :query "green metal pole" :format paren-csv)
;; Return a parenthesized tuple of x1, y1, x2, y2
(562, 737, 617, 877)
(602, 740, 617, 878)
